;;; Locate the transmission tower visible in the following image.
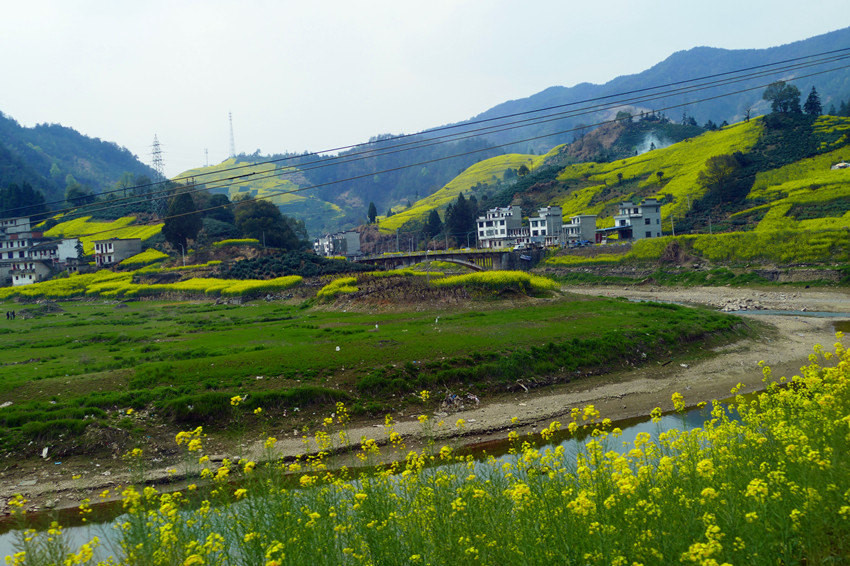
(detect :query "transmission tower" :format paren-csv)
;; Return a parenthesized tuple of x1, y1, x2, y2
(228, 112, 236, 158)
(150, 134, 169, 218)
(204, 148, 209, 167)
(151, 135, 165, 181)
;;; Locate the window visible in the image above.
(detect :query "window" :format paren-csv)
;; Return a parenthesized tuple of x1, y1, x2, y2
(656, 218, 660, 224)
(645, 231, 652, 238)
(645, 218, 651, 225)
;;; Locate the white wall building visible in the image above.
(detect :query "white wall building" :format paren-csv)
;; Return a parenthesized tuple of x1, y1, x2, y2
(528, 206, 564, 247)
(612, 198, 662, 240)
(477, 206, 523, 249)
(563, 214, 597, 243)
(313, 231, 361, 258)
(93, 238, 142, 266)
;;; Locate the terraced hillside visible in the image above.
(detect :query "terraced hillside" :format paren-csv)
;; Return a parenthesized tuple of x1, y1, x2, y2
(385, 114, 850, 260)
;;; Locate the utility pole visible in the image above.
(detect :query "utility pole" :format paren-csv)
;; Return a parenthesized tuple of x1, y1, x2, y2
(708, 215, 712, 234)
(671, 214, 675, 237)
(204, 148, 209, 167)
(396, 229, 399, 253)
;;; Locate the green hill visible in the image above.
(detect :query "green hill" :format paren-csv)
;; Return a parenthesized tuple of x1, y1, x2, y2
(386, 112, 850, 259)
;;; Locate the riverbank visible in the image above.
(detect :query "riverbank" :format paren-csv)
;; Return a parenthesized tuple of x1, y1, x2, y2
(2, 286, 848, 518)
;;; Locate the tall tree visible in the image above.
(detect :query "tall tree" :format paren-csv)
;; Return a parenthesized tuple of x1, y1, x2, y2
(233, 197, 304, 250)
(0, 182, 47, 219)
(367, 202, 377, 224)
(763, 81, 802, 114)
(423, 209, 442, 241)
(162, 191, 202, 252)
(804, 87, 822, 116)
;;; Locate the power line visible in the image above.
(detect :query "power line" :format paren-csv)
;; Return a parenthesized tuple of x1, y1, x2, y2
(7, 51, 850, 227)
(7, 47, 848, 219)
(67, 59, 850, 245)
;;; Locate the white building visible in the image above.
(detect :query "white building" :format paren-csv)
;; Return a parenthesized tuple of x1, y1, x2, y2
(612, 198, 662, 240)
(563, 214, 597, 243)
(477, 206, 523, 249)
(0, 217, 32, 236)
(528, 206, 564, 247)
(313, 231, 361, 259)
(93, 238, 142, 266)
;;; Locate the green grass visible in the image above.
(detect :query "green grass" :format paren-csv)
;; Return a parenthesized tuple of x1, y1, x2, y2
(0, 295, 744, 453)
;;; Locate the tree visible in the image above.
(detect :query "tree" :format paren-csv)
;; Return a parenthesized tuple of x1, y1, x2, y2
(0, 182, 47, 219)
(162, 191, 202, 252)
(367, 202, 377, 224)
(697, 154, 741, 201)
(423, 209, 442, 241)
(233, 197, 304, 250)
(444, 192, 475, 241)
(517, 164, 530, 177)
(762, 81, 801, 114)
(804, 87, 822, 116)
(656, 171, 664, 185)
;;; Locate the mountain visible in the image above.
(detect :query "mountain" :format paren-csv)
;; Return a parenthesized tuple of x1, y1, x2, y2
(0, 111, 157, 207)
(458, 27, 850, 154)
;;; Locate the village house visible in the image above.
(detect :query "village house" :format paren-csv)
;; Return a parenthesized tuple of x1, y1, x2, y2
(608, 198, 663, 241)
(563, 214, 598, 244)
(93, 238, 142, 267)
(313, 230, 361, 259)
(476, 206, 523, 249)
(0, 216, 82, 286)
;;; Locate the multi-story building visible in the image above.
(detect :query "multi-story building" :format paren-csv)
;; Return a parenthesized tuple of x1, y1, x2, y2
(313, 231, 361, 259)
(476, 206, 523, 249)
(93, 238, 142, 267)
(563, 214, 597, 244)
(528, 206, 564, 247)
(612, 198, 662, 240)
(0, 216, 82, 286)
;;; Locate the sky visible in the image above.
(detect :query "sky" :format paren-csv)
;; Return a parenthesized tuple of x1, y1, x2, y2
(1, 1, 848, 177)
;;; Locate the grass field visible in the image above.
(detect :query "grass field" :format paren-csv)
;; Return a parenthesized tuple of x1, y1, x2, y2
(0, 293, 744, 454)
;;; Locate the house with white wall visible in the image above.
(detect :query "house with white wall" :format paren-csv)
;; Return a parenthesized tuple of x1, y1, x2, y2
(93, 238, 142, 267)
(476, 206, 523, 249)
(611, 198, 662, 240)
(563, 214, 597, 243)
(528, 206, 564, 247)
(313, 231, 361, 259)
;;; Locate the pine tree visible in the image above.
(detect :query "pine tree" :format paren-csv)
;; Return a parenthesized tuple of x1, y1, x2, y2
(804, 87, 822, 116)
(367, 202, 377, 224)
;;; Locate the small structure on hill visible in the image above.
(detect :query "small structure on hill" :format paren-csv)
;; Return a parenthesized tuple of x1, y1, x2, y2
(93, 238, 142, 267)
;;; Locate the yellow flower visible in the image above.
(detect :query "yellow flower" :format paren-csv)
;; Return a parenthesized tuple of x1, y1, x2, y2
(671, 392, 685, 412)
(419, 390, 430, 402)
(126, 408, 134, 415)
(230, 395, 243, 407)
(234, 488, 248, 499)
(456, 418, 466, 429)
(183, 555, 204, 566)
(265, 436, 277, 449)
(254, 407, 263, 415)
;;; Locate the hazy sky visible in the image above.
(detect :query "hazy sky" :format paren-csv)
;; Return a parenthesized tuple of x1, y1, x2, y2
(1, 1, 847, 177)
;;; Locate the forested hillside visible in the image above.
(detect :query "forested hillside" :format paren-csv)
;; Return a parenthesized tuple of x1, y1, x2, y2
(0, 111, 156, 213)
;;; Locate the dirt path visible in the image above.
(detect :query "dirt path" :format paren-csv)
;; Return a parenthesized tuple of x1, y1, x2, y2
(2, 286, 849, 516)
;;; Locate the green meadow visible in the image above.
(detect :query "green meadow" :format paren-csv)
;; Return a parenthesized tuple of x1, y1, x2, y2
(0, 292, 743, 454)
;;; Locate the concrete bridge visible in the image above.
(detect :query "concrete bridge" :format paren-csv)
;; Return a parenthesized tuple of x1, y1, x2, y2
(354, 248, 546, 271)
